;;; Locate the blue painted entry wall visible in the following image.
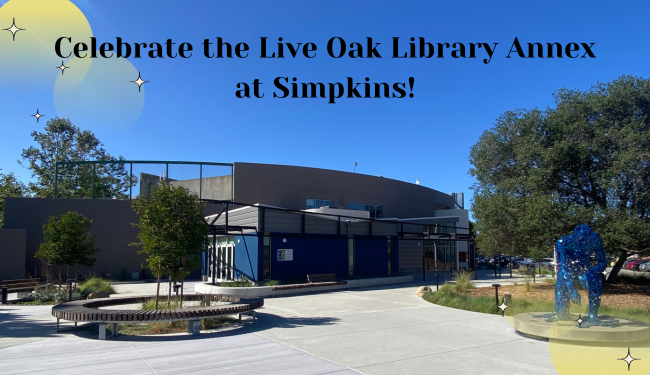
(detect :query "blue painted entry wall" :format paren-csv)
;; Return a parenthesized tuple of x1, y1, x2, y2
(270, 235, 348, 280)
(355, 237, 391, 277)
(233, 235, 259, 281)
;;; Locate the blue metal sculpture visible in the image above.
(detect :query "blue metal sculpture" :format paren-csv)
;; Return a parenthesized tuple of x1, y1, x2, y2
(554, 224, 607, 323)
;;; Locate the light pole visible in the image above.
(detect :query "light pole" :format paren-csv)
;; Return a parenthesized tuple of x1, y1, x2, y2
(354, 162, 357, 173)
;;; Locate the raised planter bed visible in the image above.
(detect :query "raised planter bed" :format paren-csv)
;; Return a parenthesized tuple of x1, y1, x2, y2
(195, 276, 413, 297)
(52, 294, 264, 339)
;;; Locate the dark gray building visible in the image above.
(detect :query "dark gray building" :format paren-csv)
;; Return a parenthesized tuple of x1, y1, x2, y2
(0, 162, 471, 282)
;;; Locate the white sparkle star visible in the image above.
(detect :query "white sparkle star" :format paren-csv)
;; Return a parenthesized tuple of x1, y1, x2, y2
(3, 18, 25, 41)
(602, 270, 609, 276)
(576, 314, 584, 328)
(497, 299, 510, 317)
(130, 72, 148, 92)
(618, 347, 640, 371)
(55, 61, 70, 75)
(31, 109, 43, 123)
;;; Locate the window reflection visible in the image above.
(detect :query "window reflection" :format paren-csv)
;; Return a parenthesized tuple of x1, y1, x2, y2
(348, 202, 383, 218)
(306, 199, 333, 209)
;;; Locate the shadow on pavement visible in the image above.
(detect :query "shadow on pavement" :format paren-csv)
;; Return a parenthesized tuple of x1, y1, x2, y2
(0, 304, 62, 341)
(64, 312, 342, 342)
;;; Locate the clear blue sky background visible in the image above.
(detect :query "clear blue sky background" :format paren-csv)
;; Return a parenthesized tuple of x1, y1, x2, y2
(1, 0, 648, 211)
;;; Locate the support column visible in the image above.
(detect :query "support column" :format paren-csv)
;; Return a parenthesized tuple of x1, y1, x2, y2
(98, 323, 107, 340)
(111, 323, 118, 337)
(187, 319, 200, 335)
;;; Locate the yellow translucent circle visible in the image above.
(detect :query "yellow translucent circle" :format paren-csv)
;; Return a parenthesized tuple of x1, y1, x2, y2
(549, 339, 650, 375)
(0, 0, 93, 92)
(54, 51, 145, 132)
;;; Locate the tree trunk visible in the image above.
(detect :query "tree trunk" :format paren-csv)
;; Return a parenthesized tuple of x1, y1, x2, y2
(180, 256, 186, 308)
(75, 264, 79, 280)
(155, 261, 161, 309)
(606, 250, 628, 284)
(168, 275, 172, 300)
(66, 265, 69, 283)
(58, 266, 62, 288)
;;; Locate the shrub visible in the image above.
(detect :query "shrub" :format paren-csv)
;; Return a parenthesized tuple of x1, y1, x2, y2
(423, 287, 650, 325)
(452, 269, 475, 292)
(77, 277, 115, 298)
(30, 283, 81, 303)
(136, 296, 232, 333)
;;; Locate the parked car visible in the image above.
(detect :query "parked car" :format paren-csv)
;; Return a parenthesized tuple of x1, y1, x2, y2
(540, 258, 556, 268)
(626, 260, 647, 271)
(638, 261, 650, 272)
(518, 258, 535, 268)
(518, 258, 553, 269)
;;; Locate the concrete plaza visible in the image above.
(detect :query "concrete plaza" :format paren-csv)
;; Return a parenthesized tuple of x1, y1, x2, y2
(0, 281, 558, 375)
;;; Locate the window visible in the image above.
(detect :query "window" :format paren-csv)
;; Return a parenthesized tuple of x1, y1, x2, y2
(348, 202, 384, 218)
(459, 252, 467, 263)
(431, 239, 457, 270)
(424, 240, 435, 270)
(306, 199, 333, 209)
(426, 222, 455, 234)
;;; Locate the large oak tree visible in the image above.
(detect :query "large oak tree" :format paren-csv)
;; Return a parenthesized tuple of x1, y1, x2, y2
(470, 76, 650, 282)
(20, 118, 136, 199)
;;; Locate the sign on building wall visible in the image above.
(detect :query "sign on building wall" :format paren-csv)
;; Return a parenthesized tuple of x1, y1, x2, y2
(277, 249, 293, 261)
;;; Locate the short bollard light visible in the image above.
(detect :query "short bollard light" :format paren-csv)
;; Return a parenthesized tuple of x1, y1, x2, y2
(435, 274, 440, 291)
(492, 284, 501, 307)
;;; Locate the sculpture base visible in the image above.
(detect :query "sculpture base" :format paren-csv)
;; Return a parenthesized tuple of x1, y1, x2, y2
(513, 312, 650, 343)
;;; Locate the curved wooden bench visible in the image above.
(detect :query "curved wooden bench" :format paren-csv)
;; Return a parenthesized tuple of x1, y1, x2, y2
(52, 294, 264, 339)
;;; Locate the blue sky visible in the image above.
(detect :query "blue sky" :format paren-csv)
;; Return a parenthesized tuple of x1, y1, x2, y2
(1, 0, 648, 209)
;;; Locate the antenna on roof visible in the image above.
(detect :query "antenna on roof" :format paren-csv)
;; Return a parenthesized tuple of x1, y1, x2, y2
(416, 179, 420, 185)
(354, 162, 357, 173)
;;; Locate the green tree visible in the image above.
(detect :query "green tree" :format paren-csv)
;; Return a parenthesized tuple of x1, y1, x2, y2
(0, 170, 27, 228)
(35, 211, 99, 284)
(470, 75, 650, 282)
(20, 118, 137, 199)
(131, 184, 208, 308)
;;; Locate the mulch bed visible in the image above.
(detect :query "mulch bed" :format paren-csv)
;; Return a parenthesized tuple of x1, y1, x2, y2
(467, 282, 650, 310)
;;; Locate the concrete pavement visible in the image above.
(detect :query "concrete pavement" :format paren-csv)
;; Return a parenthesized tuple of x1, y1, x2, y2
(0, 281, 558, 375)
(255, 282, 557, 375)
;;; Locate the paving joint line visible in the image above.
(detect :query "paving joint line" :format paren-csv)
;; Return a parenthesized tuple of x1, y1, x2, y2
(274, 315, 504, 343)
(116, 340, 290, 362)
(171, 352, 308, 375)
(254, 332, 358, 374)
(127, 340, 159, 375)
(353, 338, 529, 370)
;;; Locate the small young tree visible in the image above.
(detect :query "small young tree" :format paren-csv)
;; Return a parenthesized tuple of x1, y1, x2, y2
(35, 212, 98, 283)
(132, 184, 208, 308)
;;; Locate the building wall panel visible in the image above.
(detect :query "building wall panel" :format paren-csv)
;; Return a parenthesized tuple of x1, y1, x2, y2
(398, 239, 422, 273)
(0, 229, 26, 282)
(270, 235, 347, 280)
